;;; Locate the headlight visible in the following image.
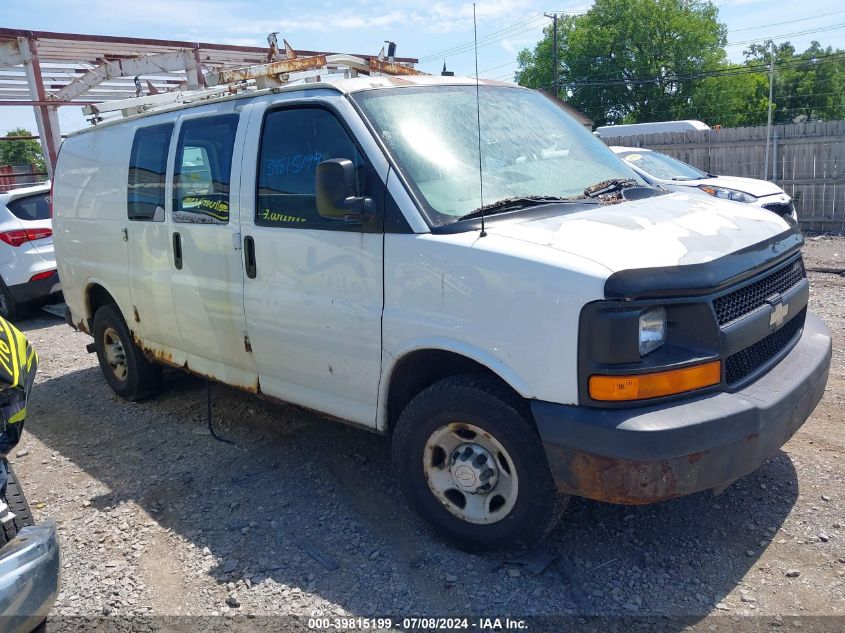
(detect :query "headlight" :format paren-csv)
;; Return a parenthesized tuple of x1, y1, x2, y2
(639, 307, 667, 356)
(698, 185, 757, 203)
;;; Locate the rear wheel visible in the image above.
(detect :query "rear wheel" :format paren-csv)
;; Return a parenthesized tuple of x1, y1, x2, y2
(392, 374, 567, 551)
(93, 304, 162, 400)
(0, 459, 34, 548)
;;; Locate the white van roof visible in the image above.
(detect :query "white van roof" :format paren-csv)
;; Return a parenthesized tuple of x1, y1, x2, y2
(609, 146, 653, 154)
(595, 120, 710, 136)
(69, 74, 519, 138)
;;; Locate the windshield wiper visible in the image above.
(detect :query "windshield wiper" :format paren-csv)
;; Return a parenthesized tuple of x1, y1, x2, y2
(456, 196, 579, 222)
(583, 178, 638, 198)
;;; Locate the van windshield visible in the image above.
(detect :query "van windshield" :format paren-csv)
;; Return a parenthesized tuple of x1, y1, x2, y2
(352, 85, 645, 227)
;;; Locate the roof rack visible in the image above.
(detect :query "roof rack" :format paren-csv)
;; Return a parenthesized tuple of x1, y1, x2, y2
(82, 48, 426, 123)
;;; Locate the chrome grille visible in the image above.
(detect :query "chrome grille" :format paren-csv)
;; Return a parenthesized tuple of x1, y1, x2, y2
(713, 258, 806, 326)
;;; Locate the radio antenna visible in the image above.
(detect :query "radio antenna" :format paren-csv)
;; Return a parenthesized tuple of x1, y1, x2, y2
(473, 3, 487, 237)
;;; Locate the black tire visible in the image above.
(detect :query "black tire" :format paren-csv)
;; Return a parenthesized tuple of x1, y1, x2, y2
(0, 277, 18, 322)
(93, 303, 162, 400)
(391, 373, 567, 551)
(0, 459, 35, 548)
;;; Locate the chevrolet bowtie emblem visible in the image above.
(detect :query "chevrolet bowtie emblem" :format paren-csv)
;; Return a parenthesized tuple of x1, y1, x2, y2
(769, 300, 789, 327)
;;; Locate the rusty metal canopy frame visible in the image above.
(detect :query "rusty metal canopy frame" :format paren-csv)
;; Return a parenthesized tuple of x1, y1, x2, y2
(0, 28, 418, 178)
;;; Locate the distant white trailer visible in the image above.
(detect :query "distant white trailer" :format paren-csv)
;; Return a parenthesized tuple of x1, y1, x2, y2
(595, 120, 710, 137)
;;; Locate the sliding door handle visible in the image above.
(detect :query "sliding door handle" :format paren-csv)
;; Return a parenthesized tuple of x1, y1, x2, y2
(244, 235, 256, 279)
(172, 232, 183, 270)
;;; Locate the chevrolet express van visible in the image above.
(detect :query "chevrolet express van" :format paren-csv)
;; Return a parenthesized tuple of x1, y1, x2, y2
(53, 76, 832, 550)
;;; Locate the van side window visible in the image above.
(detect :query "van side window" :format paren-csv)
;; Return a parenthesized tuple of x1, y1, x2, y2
(127, 123, 173, 221)
(256, 107, 364, 228)
(173, 114, 239, 225)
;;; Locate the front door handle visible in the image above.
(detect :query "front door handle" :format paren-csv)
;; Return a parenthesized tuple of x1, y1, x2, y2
(173, 232, 183, 270)
(244, 235, 256, 279)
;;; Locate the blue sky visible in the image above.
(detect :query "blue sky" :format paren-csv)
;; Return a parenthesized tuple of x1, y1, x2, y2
(3, 0, 845, 134)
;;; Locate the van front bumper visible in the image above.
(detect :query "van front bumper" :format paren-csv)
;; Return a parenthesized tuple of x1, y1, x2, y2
(0, 520, 60, 633)
(532, 312, 832, 505)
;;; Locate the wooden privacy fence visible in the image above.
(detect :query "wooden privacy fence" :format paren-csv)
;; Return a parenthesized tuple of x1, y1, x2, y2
(602, 120, 845, 232)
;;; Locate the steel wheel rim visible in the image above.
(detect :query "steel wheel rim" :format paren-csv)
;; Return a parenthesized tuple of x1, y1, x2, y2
(103, 327, 128, 381)
(423, 422, 519, 525)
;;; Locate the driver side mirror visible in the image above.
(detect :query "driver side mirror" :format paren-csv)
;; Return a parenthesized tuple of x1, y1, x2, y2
(315, 159, 374, 223)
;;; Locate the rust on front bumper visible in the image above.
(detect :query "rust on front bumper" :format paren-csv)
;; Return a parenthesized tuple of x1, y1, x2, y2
(544, 445, 721, 505)
(534, 313, 831, 506)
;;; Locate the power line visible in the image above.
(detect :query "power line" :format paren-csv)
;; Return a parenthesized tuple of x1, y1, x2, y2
(555, 52, 845, 88)
(484, 22, 845, 84)
(563, 93, 845, 124)
(417, 14, 548, 62)
(479, 60, 519, 74)
(430, 19, 556, 64)
(726, 22, 845, 47)
(729, 9, 845, 33)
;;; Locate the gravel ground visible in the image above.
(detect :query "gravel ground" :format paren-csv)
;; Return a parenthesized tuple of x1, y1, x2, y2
(6, 235, 845, 630)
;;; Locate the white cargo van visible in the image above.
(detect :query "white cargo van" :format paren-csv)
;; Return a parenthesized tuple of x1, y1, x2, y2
(595, 119, 710, 137)
(53, 76, 831, 550)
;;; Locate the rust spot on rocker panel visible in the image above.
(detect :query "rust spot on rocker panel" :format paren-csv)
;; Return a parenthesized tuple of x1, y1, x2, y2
(132, 334, 261, 394)
(127, 338, 380, 433)
(133, 306, 140, 323)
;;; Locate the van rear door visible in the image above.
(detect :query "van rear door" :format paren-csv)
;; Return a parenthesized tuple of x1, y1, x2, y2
(126, 121, 183, 352)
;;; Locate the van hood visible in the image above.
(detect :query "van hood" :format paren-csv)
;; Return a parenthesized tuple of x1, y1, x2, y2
(486, 191, 792, 273)
(676, 174, 785, 199)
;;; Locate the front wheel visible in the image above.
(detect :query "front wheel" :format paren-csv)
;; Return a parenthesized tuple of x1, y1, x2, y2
(93, 304, 162, 400)
(391, 374, 566, 551)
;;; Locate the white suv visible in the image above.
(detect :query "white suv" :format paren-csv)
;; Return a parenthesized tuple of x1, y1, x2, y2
(0, 183, 60, 320)
(611, 146, 799, 222)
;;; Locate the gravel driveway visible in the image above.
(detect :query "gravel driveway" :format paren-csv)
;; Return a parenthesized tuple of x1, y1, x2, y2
(7, 236, 845, 631)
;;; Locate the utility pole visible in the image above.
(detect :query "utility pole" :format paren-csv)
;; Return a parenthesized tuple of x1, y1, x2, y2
(544, 12, 559, 97)
(764, 39, 775, 181)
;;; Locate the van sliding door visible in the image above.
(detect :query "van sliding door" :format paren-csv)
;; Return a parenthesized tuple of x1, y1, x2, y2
(167, 105, 258, 388)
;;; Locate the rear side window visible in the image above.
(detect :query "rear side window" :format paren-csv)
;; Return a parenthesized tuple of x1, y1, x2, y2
(6, 193, 50, 221)
(128, 123, 174, 221)
(256, 107, 364, 229)
(173, 114, 239, 225)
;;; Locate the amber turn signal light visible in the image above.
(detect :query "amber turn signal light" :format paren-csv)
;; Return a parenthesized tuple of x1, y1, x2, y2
(589, 360, 721, 402)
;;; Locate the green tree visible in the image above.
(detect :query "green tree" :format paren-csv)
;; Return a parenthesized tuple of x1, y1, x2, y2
(683, 69, 770, 127)
(516, 0, 727, 126)
(744, 41, 845, 123)
(0, 128, 45, 171)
